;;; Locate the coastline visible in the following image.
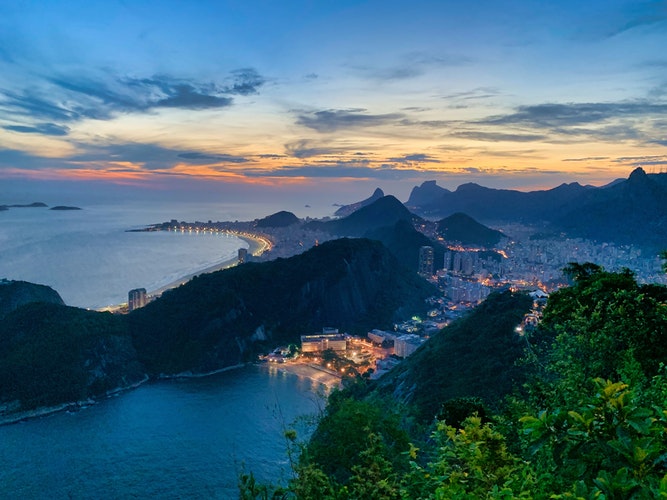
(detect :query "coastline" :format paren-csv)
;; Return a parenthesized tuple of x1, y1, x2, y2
(264, 361, 342, 389)
(146, 232, 269, 299)
(0, 375, 150, 427)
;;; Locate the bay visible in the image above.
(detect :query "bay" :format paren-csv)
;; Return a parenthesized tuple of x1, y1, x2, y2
(0, 364, 326, 499)
(0, 202, 252, 309)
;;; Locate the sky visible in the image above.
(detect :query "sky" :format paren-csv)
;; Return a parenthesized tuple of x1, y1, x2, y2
(1, 0, 666, 207)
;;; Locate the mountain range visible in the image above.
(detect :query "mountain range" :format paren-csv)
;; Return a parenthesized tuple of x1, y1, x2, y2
(406, 168, 667, 251)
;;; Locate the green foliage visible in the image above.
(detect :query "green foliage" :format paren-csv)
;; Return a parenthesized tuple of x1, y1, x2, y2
(377, 290, 533, 421)
(0, 302, 142, 410)
(530, 264, 667, 408)
(521, 378, 667, 498)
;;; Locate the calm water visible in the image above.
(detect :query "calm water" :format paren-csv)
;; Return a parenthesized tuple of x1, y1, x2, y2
(0, 202, 251, 309)
(0, 365, 326, 499)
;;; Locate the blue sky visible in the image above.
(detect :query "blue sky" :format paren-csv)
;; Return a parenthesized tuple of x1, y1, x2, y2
(1, 0, 666, 205)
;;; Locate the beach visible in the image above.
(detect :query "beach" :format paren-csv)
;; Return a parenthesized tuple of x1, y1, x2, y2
(265, 361, 342, 389)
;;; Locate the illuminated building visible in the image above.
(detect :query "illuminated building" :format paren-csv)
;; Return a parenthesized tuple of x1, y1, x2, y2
(128, 288, 147, 311)
(418, 245, 434, 277)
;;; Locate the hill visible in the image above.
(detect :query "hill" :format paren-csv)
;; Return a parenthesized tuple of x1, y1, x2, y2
(0, 238, 435, 417)
(128, 237, 436, 375)
(255, 210, 300, 228)
(374, 290, 532, 421)
(366, 219, 445, 273)
(305, 195, 423, 237)
(0, 279, 64, 319)
(334, 188, 385, 217)
(0, 302, 144, 414)
(437, 212, 506, 247)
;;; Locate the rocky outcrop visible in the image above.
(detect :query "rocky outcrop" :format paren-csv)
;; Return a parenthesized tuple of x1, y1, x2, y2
(0, 280, 65, 319)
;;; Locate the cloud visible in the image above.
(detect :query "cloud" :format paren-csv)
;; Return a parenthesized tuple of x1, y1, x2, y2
(3, 122, 70, 136)
(562, 156, 610, 162)
(284, 140, 353, 158)
(247, 163, 422, 181)
(0, 68, 265, 132)
(296, 109, 404, 132)
(480, 101, 667, 129)
(451, 130, 547, 142)
(349, 51, 472, 82)
(388, 153, 440, 164)
(177, 152, 250, 163)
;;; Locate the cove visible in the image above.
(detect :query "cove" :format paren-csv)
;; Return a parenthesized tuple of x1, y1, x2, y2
(0, 364, 327, 499)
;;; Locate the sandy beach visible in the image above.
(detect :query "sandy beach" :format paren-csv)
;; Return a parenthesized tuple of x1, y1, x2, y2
(264, 361, 342, 389)
(146, 232, 270, 298)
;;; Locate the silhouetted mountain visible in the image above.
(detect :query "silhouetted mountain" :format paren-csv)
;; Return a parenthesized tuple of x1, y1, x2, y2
(408, 181, 589, 222)
(437, 213, 506, 247)
(305, 195, 423, 237)
(255, 210, 300, 228)
(407, 170, 667, 250)
(406, 180, 451, 208)
(0, 280, 64, 319)
(366, 219, 445, 273)
(553, 168, 667, 249)
(334, 188, 385, 217)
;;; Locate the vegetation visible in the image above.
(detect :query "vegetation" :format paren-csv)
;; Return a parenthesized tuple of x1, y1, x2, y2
(0, 302, 143, 410)
(241, 264, 667, 498)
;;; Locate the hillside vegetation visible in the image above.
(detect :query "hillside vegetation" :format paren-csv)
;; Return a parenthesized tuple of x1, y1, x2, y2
(244, 264, 667, 499)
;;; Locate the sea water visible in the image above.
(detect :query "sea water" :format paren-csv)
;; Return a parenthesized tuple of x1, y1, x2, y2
(0, 201, 254, 309)
(0, 364, 327, 499)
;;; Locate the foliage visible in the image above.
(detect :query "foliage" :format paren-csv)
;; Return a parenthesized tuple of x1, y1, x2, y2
(0, 302, 142, 410)
(376, 290, 533, 421)
(128, 238, 435, 375)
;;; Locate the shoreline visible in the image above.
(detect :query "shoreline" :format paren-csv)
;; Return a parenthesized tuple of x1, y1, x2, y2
(146, 232, 269, 298)
(264, 361, 342, 389)
(99, 231, 271, 311)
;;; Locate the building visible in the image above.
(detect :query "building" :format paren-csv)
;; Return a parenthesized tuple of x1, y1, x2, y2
(128, 288, 147, 311)
(300, 332, 347, 353)
(238, 247, 248, 264)
(394, 334, 425, 358)
(418, 245, 434, 277)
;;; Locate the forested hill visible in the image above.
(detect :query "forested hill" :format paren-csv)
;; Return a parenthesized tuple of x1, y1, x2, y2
(0, 238, 435, 419)
(265, 264, 667, 499)
(0, 280, 64, 319)
(374, 290, 532, 421)
(128, 237, 436, 374)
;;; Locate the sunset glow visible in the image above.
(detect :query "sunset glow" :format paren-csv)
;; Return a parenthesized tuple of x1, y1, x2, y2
(1, 0, 666, 204)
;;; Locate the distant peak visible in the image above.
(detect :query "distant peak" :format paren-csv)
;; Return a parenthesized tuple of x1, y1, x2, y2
(372, 187, 385, 197)
(629, 166, 647, 180)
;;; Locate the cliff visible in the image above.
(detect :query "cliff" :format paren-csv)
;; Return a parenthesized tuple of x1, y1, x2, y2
(0, 279, 65, 319)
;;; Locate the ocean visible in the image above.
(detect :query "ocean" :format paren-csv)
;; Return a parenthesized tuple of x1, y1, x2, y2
(0, 200, 280, 309)
(0, 364, 326, 498)
(0, 198, 339, 497)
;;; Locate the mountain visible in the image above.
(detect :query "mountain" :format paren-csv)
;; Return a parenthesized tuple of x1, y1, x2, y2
(305, 195, 423, 237)
(408, 181, 589, 223)
(0, 302, 144, 413)
(374, 290, 532, 421)
(407, 170, 667, 250)
(437, 213, 506, 247)
(553, 168, 667, 249)
(366, 219, 445, 273)
(0, 279, 64, 319)
(334, 188, 385, 217)
(128, 237, 436, 375)
(255, 210, 300, 228)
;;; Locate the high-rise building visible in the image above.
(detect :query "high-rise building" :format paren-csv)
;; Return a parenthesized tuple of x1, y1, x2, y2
(128, 288, 147, 311)
(238, 247, 248, 264)
(418, 246, 434, 277)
